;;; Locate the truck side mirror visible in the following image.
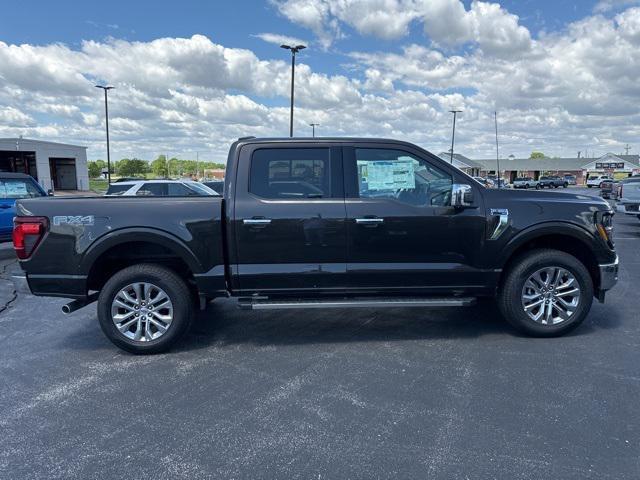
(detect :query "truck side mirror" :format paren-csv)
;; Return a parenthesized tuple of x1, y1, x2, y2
(452, 184, 474, 208)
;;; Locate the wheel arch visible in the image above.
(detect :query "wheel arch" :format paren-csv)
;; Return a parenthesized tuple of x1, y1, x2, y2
(498, 223, 601, 291)
(82, 228, 203, 292)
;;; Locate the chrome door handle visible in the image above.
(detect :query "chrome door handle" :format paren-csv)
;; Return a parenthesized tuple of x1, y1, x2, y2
(355, 218, 384, 224)
(243, 218, 272, 225)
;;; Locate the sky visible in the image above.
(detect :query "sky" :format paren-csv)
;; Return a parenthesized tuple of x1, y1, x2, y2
(1, 0, 640, 162)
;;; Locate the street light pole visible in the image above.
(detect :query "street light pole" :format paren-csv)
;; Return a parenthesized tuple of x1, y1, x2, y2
(309, 123, 319, 137)
(95, 85, 114, 184)
(495, 111, 501, 189)
(449, 110, 462, 164)
(281, 44, 306, 137)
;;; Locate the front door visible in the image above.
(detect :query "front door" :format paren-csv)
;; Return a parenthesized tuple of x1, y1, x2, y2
(343, 145, 487, 293)
(232, 144, 347, 294)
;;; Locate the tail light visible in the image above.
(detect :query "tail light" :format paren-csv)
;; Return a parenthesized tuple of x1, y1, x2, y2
(13, 216, 48, 259)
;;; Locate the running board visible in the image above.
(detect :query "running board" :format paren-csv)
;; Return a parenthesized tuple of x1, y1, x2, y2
(239, 297, 476, 310)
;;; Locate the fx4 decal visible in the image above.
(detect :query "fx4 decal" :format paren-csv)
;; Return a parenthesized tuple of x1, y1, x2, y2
(53, 215, 95, 226)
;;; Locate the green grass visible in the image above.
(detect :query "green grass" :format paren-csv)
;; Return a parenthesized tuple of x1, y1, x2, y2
(89, 178, 108, 193)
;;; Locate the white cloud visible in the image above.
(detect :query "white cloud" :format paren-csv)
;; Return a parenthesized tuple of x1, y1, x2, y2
(2, 5, 640, 161)
(271, 0, 532, 56)
(424, 0, 531, 55)
(0, 107, 35, 127)
(594, 0, 640, 13)
(254, 32, 308, 47)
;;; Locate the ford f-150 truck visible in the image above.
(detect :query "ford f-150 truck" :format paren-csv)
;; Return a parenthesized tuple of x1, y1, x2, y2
(12, 138, 619, 354)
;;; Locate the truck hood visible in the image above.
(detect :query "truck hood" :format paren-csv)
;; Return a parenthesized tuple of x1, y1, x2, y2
(483, 188, 611, 211)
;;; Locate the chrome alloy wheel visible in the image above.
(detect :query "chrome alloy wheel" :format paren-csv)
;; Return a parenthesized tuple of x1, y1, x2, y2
(521, 267, 581, 325)
(111, 282, 174, 341)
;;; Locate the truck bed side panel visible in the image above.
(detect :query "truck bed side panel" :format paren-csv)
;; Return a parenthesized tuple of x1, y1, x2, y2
(16, 196, 225, 298)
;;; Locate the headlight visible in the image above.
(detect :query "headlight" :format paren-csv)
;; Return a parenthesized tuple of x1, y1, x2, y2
(595, 211, 614, 246)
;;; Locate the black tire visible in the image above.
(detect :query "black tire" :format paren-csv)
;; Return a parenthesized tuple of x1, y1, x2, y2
(563, 183, 568, 188)
(97, 264, 194, 354)
(524, 184, 529, 189)
(587, 185, 592, 188)
(498, 249, 593, 337)
(535, 184, 540, 190)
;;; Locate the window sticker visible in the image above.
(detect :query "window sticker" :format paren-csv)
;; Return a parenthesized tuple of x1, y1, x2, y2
(5, 181, 28, 197)
(359, 160, 416, 191)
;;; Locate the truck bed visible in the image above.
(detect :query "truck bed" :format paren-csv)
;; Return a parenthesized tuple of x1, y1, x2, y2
(15, 196, 226, 298)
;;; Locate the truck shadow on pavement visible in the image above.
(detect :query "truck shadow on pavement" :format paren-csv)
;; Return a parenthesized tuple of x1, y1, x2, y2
(173, 297, 623, 352)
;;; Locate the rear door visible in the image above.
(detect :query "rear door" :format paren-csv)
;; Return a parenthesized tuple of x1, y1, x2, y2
(343, 144, 487, 292)
(232, 143, 347, 293)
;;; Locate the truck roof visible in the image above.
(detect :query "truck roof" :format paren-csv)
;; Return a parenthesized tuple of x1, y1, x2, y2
(236, 136, 413, 145)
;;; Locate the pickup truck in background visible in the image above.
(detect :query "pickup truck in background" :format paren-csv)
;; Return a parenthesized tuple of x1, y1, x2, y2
(12, 137, 619, 354)
(616, 177, 640, 219)
(538, 176, 568, 188)
(512, 177, 539, 189)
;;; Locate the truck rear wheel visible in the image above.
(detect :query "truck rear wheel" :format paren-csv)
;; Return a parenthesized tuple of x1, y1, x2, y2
(97, 264, 193, 354)
(498, 249, 593, 337)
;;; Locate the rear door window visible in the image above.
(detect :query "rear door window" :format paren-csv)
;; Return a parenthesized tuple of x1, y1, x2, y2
(106, 184, 131, 195)
(136, 183, 167, 196)
(167, 183, 197, 196)
(249, 148, 332, 199)
(0, 179, 44, 199)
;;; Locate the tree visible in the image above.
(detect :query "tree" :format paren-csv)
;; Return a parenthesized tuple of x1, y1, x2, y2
(87, 161, 102, 178)
(150, 155, 168, 178)
(530, 151, 546, 159)
(115, 158, 149, 177)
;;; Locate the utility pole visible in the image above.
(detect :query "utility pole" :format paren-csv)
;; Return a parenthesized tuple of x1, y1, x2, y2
(95, 85, 114, 184)
(625, 144, 631, 155)
(495, 111, 501, 189)
(449, 110, 462, 164)
(280, 44, 306, 137)
(309, 123, 319, 137)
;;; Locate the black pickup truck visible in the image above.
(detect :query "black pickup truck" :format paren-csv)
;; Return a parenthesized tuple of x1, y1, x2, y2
(12, 138, 619, 353)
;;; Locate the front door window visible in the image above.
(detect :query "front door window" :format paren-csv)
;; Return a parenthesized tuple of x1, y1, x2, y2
(355, 149, 452, 207)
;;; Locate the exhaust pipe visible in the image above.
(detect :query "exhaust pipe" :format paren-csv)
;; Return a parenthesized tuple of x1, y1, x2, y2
(62, 292, 99, 315)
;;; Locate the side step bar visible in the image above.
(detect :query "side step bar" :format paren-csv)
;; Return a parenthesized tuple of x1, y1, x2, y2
(239, 297, 476, 310)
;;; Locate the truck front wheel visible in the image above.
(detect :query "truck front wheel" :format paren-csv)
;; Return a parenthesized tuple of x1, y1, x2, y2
(498, 249, 593, 337)
(97, 264, 194, 354)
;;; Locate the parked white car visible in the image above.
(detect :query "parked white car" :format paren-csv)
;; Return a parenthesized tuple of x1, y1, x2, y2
(105, 180, 219, 196)
(616, 177, 640, 218)
(512, 177, 540, 189)
(586, 175, 612, 188)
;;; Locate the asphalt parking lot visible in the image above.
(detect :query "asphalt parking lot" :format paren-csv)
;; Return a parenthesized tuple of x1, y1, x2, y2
(1, 187, 639, 479)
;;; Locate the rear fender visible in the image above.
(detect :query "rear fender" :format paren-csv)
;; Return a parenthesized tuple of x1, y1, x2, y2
(79, 227, 204, 276)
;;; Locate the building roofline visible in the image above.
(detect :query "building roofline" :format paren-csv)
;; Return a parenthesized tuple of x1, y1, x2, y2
(0, 138, 87, 149)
